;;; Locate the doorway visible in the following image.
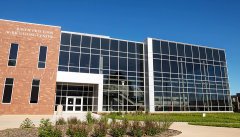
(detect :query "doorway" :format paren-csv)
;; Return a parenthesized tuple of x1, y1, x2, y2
(66, 97, 83, 112)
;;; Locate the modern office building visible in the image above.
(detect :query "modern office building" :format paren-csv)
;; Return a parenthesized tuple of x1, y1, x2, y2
(0, 19, 232, 114)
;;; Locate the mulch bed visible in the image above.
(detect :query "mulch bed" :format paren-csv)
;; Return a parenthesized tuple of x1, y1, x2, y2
(0, 127, 181, 137)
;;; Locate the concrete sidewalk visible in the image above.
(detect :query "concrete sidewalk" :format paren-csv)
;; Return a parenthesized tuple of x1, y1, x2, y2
(170, 122, 240, 137)
(0, 113, 101, 130)
(0, 115, 52, 130)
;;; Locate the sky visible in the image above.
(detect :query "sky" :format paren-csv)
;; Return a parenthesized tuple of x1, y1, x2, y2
(0, 0, 239, 94)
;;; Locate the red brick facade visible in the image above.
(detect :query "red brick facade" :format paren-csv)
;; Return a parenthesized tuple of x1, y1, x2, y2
(0, 20, 61, 114)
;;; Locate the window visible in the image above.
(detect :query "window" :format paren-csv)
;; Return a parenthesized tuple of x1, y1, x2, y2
(192, 46, 199, 58)
(91, 37, 100, 49)
(8, 43, 19, 66)
(71, 34, 81, 46)
(81, 36, 91, 48)
(2, 78, 14, 103)
(177, 44, 184, 56)
(59, 51, 69, 66)
(38, 46, 47, 68)
(61, 33, 71, 45)
(101, 38, 110, 50)
(128, 42, 136, 53)
(30, 79, 40, 103)
(199, 47, 206, 59)
(206, 48, 213, 60)
(161, 41, 169, 55)
(110, 40, 118, 51)
(219, 50, 226, 62)
(185, 45, 192, 57)
(169, 42, 177, 55)
(153, 40, 161, 54)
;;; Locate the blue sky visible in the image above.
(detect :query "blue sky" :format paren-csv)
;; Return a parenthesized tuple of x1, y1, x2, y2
(0, 0, 239, 94)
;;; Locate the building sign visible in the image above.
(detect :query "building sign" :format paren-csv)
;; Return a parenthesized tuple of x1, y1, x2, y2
(5, 27, 53, 38)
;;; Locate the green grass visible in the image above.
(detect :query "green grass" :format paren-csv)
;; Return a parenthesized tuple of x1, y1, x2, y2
(189, 122, 240, 128)
(105, 112, 240, 128)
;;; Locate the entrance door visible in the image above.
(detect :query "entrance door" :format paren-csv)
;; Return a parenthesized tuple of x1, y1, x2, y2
(66, 97, 83, 112)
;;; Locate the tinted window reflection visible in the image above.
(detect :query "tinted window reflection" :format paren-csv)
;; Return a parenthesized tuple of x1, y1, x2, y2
(71, 34, 81, 46)
(81, 36, 91, 48)
(206, 48, 213, 60)
(128, 42, 136, 53)
(101, 38, 110, 50)
(169, 42, 177, 55)
(91, 37, 100, 49)
(161, 41, 169, 54)
(192, 46, 199, 58)
(185, 45, 192, 57)
(111, 40, 118, 51)
(153, 40, 160, 54)
(199, 47, 206, 59)
(219, 50, 226, 62)
(213, 49, 219, 61)
(61, 33, 71, 45)
(177, 44, 184, 56)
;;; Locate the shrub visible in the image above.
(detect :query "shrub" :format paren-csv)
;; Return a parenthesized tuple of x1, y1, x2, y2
(55, 117, 66, 125)
(67, 117, 79, 125)
(93, 121, 108, 137)
(144, 119, 158, 136)
(86, 112, 96, 124)
(99, 116, 109, 128)
(38, 118, 62, 137)
(110, 122, 127, 137)
(20, 118, 35, 129)
(129, 121, 144, 137)
(66, 124, 89, 137)
(161, 117, 172, 131)
(122, 118, 129, 129)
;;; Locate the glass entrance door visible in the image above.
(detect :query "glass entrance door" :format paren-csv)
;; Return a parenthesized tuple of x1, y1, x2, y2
(66, 97, 83, 112)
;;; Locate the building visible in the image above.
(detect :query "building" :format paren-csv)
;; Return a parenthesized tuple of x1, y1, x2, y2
(0, 19, 233, 114)
(231, 93, 240, 112)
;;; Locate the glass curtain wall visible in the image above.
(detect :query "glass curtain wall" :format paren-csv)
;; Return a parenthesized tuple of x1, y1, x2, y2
(58, 33, 145, 111)
(152, 39, 232, 111)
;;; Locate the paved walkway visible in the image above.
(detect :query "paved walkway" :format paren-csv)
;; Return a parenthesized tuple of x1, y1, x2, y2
(0, 115, 52, 130)
(170, 122, 240, 137)
(0, 113, 101, 130)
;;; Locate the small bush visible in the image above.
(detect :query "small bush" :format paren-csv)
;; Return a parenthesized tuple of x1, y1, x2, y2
(67, 117, 79, 125)
(66, 124, 89, 137)
(144, 119, 158, 136)
(129, 121, 144, 137)
(86, 112, 96, 124)
(93, 121, 108, 137)
(122, 118, 129, 129)
(55, 117, 66, 125)
(110, 122, 127, 137)
(38, 118, 62, 137)
(161, 117, 172, 131)
(99, 116, 109, 128)
(20, 118, 35, 129)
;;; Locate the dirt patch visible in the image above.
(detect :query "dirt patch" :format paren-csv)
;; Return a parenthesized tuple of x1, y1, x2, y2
(156, 129, 182, 137)
(0, 128, 38, 137)
(0, 127, 181, 137)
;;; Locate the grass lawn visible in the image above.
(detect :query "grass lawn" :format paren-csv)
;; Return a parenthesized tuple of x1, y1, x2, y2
(105, 112, 240, 128)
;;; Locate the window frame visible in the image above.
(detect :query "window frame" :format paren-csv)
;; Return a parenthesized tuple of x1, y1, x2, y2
(8, 43, 19, 67)
(2, 78, 14, 104)
(29, 79, 41, 104)
(38, 46, 48, 69)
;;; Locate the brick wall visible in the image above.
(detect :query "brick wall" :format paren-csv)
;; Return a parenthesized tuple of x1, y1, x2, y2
(0, 20, 61, 114)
